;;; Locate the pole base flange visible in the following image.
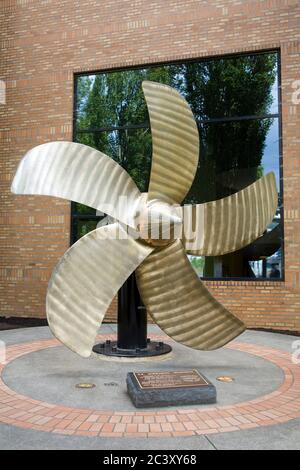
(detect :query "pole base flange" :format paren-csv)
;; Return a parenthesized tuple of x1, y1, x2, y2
(93, 339, 172, 358)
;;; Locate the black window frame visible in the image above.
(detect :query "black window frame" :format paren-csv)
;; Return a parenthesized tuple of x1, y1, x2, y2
(72, 48, 284, 282)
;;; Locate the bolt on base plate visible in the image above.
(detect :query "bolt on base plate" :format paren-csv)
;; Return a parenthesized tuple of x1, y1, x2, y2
(93, 339, 172, 358)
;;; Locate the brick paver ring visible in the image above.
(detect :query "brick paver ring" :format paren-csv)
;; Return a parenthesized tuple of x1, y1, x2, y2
(0, 335, 299, 438)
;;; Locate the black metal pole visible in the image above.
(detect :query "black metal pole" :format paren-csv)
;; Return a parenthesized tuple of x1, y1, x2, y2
(93, 272, 172, 358)
(117, 273, 147, 351)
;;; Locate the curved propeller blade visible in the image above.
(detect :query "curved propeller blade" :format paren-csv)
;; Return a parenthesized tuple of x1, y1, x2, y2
(136, 240, 245, 350)
(142, 81, 199, 205)
(181, 172, 278, 256)
(47, 223, 153, 357)
(11, 141, 143, 228)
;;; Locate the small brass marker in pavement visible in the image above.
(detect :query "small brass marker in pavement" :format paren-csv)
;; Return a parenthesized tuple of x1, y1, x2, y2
(75, 383, 96, 389)
(216, 376, 235, 383)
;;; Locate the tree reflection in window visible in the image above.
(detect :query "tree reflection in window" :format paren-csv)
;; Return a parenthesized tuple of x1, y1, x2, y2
(73, 51, 282, 280)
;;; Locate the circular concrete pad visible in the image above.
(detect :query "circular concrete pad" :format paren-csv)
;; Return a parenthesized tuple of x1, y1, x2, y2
(1, 327, 300, 440)
(3, 338, 283, 411)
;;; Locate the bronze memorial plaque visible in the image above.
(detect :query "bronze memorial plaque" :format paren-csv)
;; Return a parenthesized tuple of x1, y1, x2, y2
(133, 370, 209, 390)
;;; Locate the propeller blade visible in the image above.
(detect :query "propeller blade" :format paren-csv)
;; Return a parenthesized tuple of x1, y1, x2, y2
(47, 223, 153, 357)
(142, 81, 199, 205)
(136, 240, 245, 350)
(181, 172, 278, 256)
(11, 141, 143, 228)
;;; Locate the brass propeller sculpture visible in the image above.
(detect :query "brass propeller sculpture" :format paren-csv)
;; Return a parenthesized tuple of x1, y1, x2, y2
(11, 81, 278, 358)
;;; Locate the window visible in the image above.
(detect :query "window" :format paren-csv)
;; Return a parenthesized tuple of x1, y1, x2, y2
(73, 51, 283, 280)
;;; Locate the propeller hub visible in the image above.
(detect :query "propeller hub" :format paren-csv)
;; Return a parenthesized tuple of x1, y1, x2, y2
(136, 201, 182, 247)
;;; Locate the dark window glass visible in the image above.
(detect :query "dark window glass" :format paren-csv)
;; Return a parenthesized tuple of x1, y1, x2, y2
(73, 203, 97, 216)
(186, 118, 280, 204)
(73, 51, 283, 280)
(76, 53, 278, 130)
(76, 219, 99, 239)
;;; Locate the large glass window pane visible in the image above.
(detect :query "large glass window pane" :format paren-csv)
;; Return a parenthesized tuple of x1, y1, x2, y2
(185, 118, 280, 204)
(73, 50, 282, 281)
(182, 53, 278, 120)
(76, 66, 177, 130)
(76, 52, 278, 130)
(186, 118, 282, 279)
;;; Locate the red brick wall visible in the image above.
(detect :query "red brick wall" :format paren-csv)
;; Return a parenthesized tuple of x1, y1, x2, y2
(1, 0, 300, 330)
